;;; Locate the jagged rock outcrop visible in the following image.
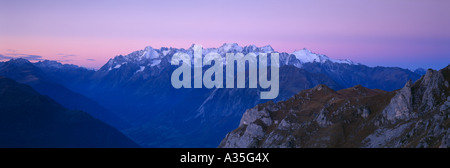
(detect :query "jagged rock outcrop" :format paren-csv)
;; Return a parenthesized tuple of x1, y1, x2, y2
(382, 80, 414, 123)
(219, 65, 450, 148)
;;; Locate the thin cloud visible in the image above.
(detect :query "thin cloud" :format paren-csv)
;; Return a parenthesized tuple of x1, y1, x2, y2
(22, 55, 43, 61)
(86, 59, 96, 61)
(0, 53, 43, 61)
(0, 54, 13, 60)
(63, 54, 76, 58)
(5, 53, 25, 57)
(57, 53, 77, 58)
(57, 59, 74, 62)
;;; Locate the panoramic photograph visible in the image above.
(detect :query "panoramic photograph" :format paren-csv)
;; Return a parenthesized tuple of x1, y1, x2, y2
(0, 0, 449, 162)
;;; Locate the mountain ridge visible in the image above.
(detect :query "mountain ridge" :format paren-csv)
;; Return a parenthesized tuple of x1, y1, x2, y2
(219, 64, 450, 148)
(0, 76, 139, 148)
(0, 44, 424, 147)
(0, 58, 128, 129)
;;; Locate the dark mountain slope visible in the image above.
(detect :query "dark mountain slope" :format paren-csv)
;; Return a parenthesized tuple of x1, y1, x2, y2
(0, 59, 127, 129)
(0, 76, 139, 148)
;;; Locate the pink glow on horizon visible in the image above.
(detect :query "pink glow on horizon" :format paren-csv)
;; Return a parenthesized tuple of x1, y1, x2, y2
(1, 0, 449, 70)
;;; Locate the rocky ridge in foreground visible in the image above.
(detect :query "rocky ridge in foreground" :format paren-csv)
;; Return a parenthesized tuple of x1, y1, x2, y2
(220, 65, 450, 148)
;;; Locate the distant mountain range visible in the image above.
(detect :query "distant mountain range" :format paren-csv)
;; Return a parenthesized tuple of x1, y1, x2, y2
(0, 43, 425, 147)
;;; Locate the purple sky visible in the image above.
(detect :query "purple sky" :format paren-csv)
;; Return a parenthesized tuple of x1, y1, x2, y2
(1, 0, 449, 70)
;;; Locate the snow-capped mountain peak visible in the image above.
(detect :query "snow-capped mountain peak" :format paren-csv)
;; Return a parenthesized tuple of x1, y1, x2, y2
(291, 48, 354, 65)
(101, 45, 164, 72)
(141, 46, 160, 60)
(218, 43, 243, 54)
(260, 45, 274, 53)
(101, 44, 356, 72)
(292, 48, 329, 63)
(219, 43, 235, 51)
